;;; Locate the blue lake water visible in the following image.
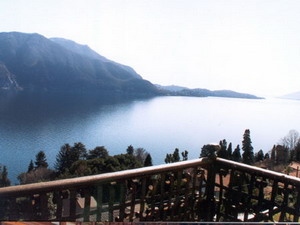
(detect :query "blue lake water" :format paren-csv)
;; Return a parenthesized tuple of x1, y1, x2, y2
(0, 92, 300, 183)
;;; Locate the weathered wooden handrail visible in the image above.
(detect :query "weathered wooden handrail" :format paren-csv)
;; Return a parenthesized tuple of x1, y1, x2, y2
(2, 157, 300, 222)
(216, 158, 300, 185)
(0, 157, 212, 197)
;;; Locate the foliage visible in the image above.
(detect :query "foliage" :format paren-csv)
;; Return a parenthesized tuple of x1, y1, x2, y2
(242, 129, 254, 165)
(181, 150, 188, 161)
(227, 143, 232, 160)
(144, 154, 153, 167)
(27, 160, 34, 173)
(87, 146, 109, 160)
(35, 151, 48, 168)
(281, 129, 299, 151)
(0, 165, 10, 187)
(232, 145, 241, 162)
(165, 148, 188, 163)
(18, 167, 55, 184)
(254, 149, 264, 162)
(126, 145, 134, 155)
(55, 143, 87, 175)
(217, 139, 228, 159)
(134, 147, 148, 163)
(200, 144, 219, 159)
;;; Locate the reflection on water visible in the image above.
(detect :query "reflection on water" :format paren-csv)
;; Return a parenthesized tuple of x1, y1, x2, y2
(0, 91, 300, 184)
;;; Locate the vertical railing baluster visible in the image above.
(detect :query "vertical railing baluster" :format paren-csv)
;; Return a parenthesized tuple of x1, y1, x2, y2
(139, 177, 147, 221)
(96, 184, 103, 221)
(196, 169, 205, 220)
(190, 167, 197, 219)
(158, 173, 165, 220)
(182, 173, 191, 221)
(293, 186, 300, 222)
(40, 192, 49, 220)
(69, 189, 77, 221)
(169, 174, 175, 221)
(269, 180, 278, 220)
(216, 171, 224, 221)
(279, 182, 289, 222)
(83, 188, 91, 222)
(118, 181, 126, 221)
(55, 191, 63, 220)
(129, 180, 137, 221)
(109, 182, 116, 222)
(244, 174, 255, 221)
(8, 197, 18, 221)
(206, 161, 216, 221)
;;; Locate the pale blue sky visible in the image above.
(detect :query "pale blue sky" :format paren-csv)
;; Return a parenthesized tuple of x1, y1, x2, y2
(1, 0, 300, 96)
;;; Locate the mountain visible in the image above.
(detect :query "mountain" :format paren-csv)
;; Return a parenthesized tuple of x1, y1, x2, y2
(0, 32, 158, 95)
(281, 91, 300, 100)
(156, 85, 262, 99)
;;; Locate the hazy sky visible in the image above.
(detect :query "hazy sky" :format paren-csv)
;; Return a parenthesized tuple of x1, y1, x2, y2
(1, 0, 300, 97)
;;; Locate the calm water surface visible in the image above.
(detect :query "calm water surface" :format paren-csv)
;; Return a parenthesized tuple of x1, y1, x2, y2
(0, 92, 300, 183)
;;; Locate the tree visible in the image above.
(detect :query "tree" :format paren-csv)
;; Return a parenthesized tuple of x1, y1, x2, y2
(227, 143, 233, 160)
(217, 139, 228, 159)
(200, 144, 219, 159)
(181, 150, 188, 161)
(173, 148, 180, 162)
(87, 146, 109, 160)
(271, 145, 276, 161)
(144, 154, 153, 167)
(232, 145, 241, 162)
(126, 145, 134, 155)
(242, 129, 254, 165)
(35, 151, 48, 168)
(254, 149, 264, 162)
(72, 142, 87, 160)
(0, 166, 11, 187)
(18, 167, 55, 184)
(28, 160, 34, 172)
(134, 148, 148, 163)
(55, 144, 73, 174)
(281, 130, 299, 151)
(264, 152, 270, 160)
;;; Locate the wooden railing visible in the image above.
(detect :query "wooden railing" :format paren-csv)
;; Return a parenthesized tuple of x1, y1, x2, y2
(1, 157, 300, 222)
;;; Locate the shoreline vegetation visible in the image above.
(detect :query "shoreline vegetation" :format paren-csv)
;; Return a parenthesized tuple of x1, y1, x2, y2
(1, 129, 299, 187)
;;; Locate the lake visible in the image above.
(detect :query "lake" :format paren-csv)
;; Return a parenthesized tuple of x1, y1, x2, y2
(0, 92, 300, 183)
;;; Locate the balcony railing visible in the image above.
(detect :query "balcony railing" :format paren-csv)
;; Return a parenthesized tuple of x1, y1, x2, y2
(1, 157, 300, 222)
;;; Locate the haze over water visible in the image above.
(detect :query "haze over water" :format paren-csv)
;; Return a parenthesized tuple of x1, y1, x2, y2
(0, 93, 300, 183)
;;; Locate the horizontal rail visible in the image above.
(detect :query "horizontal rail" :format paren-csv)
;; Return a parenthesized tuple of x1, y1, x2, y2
(0, 157, 212, 197)
(216, 157, 300, 185)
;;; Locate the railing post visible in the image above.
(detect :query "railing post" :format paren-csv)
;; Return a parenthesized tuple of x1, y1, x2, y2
(205, 159, 216, 221)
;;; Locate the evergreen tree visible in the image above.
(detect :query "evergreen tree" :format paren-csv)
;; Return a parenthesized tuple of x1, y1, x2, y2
(144, 154, 153, 167)
(35, 151, 48, 168)
(72, 142, 87, 160)
(242, 129, 254, 165)
(87, 146, 109, 160)
(28, 160, 34, 172)
(232, 145, 241, 162)
(264, 153, 270, 160)
(0, 166, 11, 187)
(181, 150, 188, 161)
(55, 144, 73, 174)
(254, 149, 264, 162)
(126, 145, 134, 155)
(271, 145, 276, 161)
(217, 139, 228, 159)
(227, 143, 233, 160)
(165, 154, 173, 164)
(173, 148, 180, 162)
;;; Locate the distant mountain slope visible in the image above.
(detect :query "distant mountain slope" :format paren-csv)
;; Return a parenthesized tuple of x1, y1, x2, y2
(281, 91, 300, 100)
(156, 85, 262, 99)
(0, 32, 157, 95)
